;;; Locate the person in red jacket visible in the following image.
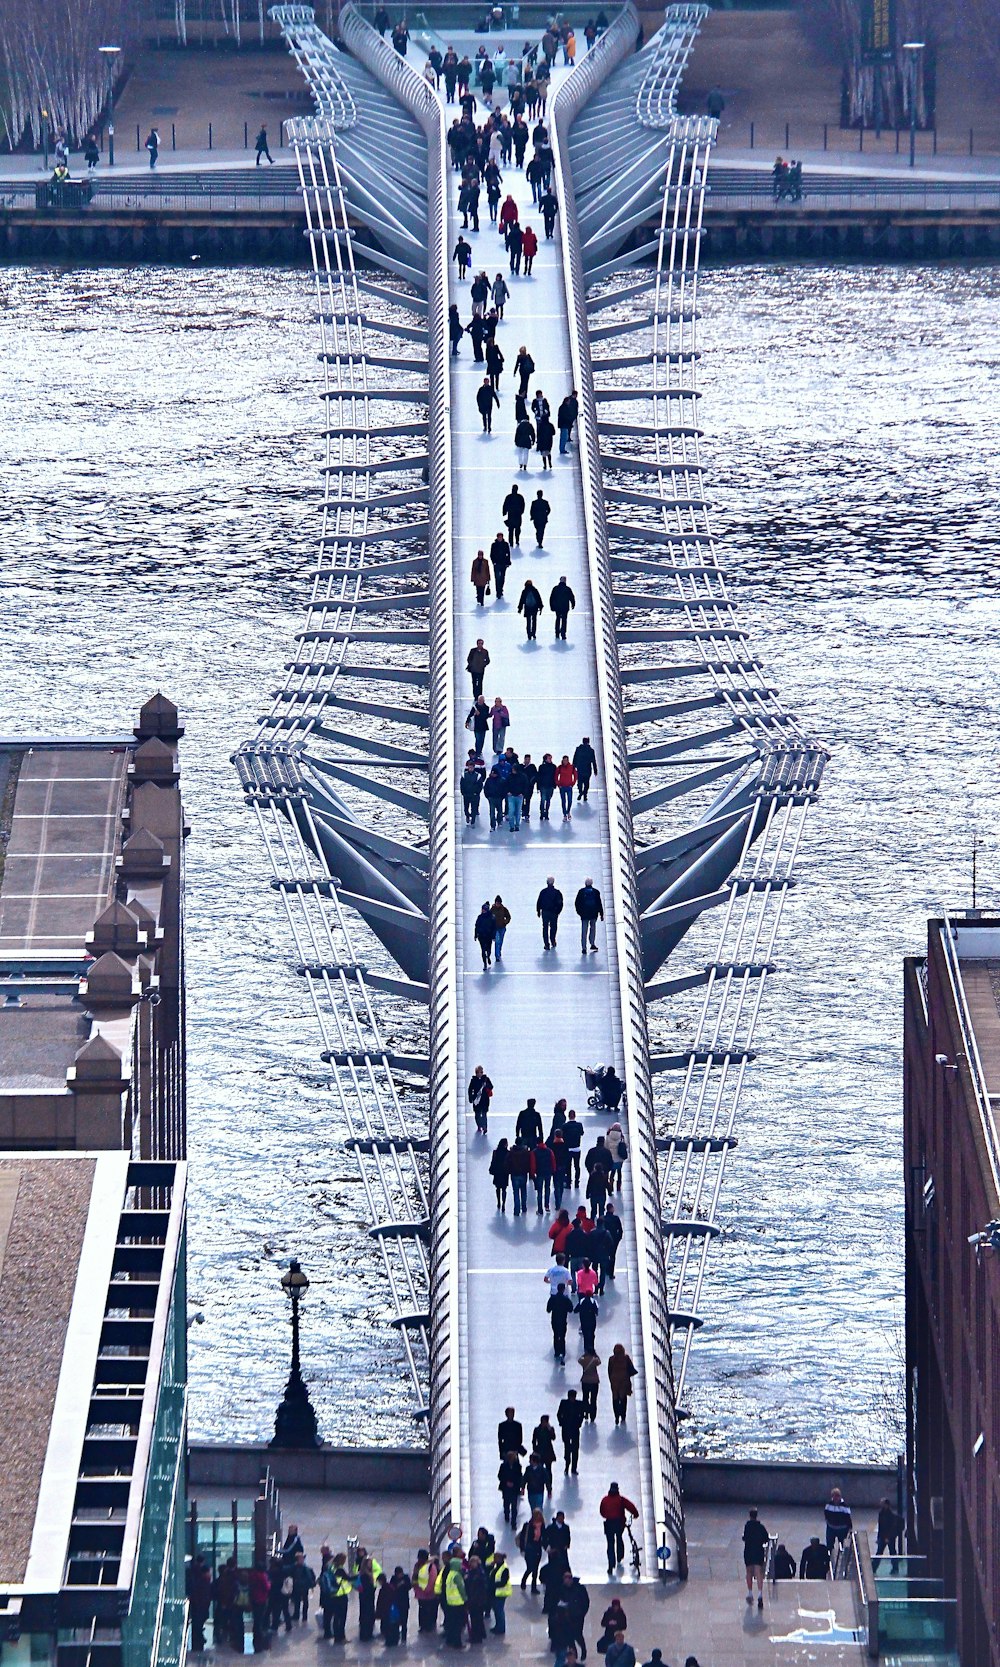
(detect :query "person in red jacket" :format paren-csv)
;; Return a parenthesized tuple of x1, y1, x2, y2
(248, 1563, 272, 1652)
(599, 1483, 638, 1575)
(549, 1208, 572, 1255)
(554, 756, 578, 819)
(522, 223, 539, 274)
(499, 195, 519, 235)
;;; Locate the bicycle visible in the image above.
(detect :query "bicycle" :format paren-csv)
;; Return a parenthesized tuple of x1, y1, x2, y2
(625, 1519, 641, 1577)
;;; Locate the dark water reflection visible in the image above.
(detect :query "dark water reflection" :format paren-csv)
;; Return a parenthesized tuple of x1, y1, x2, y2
(1, 261, 997, 1458)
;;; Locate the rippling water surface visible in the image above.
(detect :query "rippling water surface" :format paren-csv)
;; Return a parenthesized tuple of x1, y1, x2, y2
(1, 261, 998, 1459)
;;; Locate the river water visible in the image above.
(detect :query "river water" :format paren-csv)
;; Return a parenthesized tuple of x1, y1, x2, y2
(1, 260, 997, 1461)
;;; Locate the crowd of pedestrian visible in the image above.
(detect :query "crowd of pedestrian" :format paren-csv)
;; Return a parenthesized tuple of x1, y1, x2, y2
(740, 1487, 898, 1605)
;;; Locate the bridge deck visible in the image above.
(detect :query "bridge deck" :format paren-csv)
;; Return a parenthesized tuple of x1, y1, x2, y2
(445, 82, 653, 1580)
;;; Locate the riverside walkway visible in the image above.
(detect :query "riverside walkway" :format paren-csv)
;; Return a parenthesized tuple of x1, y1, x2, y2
(236, 0, 825, 1581)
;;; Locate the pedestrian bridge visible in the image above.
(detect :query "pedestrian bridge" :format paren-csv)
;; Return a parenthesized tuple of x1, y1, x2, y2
(235, 0, 826, 1581)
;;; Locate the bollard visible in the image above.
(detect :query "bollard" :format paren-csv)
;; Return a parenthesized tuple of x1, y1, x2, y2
(859, 123, 864, 152)
(244, 120, 248, 149)
(895, 127, 900, 154)
(208, 121, 213, 151)
(969, 126, 974, 156)
(749, 120, 754, 150)
(784, 121, 789, 148)
(932, 127, 937, 155)
(823, 123, 828, 151)
(136, 123, 141, 151)
(280, 119, 286, 147)
(172, 122, 176, 151)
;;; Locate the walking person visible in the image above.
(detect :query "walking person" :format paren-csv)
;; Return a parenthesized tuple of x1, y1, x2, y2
(540, 187, 559, 238)
(255, 124, 274, 164)
(518, 578, 543, 640)
(531, 1139, 555, 1213)
(507, 219, 524, 273)
(145, 128, 160, 169)
(477, 377, 501, 434)
(492, 894, 511, 957)
(467, 693, 490, 755)
(530, 489, 551, 546)
(573, 736, 598, 801)
(550, 577, 576, 639)
(490, 1137, 511, 1210)
(603, 1201, 623, 1276)
(557, 1389, 585, 1475)
(468, 1064, 493, 1134)
(537, 876, 563, 949)
(492, 271, 510, 316)
(475, 900, 497, 969)
(564, 1111, 584, 1187)
(825, 1488, 853, 1554)
(547, 1283, 573, 1364)
(453, 233, 473, 278)
(557, 389, 579, 454)
(499, 1453, 525, 1528)
(490, 696, 510, 753)
(521, 753, 538, 821)
(503, 483, 525, 544)
(483, 766, 505, 830)
(575, 1290, 599, 1354)
(518, 1512, 546, 1592)
(506, 758, 528, 831)
(537, 752, 557, 821)
(291, 1551, 317, 1624)
(555, 756, 578, 818)
(599, 1484, 639, 1576)
(509, 1139, 531, 1216)
(536, 409, 555, 469)
(486, 338, 505, 391)
(490, 533, 511, 598)
(84, 133, 100, 171)
(742, 1507, 769, 1609)
(575, 878, 604, 954)
(522, 223, 538, 274)
(467, 638, 490, 697)
(470, 550, 492, 608)
(533, 1418, 558, 1496)
(579, 1348, 601, 1422)
(607, 1344, 637, 1427)
(449, 303, 464, 355)
(514, 346, 536, 397)
(515, 413, 536, 471)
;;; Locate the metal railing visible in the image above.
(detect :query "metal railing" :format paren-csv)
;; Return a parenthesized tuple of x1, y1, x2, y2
(234, 5, 436, 1425)
(565, 7, 827, 1410)
(335, 1, 462, 1555)
(553, 0, 687, 1580)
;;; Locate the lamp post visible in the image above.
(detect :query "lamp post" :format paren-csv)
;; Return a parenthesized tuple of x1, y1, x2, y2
(41, 107, 50, 171)
(902, 41, 925, 169)
(269, 1259, 322, 1449)
(98, 45, 121, 167)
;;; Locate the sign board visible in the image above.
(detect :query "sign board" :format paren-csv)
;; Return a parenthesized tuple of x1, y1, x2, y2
(862, 0, 895, 60)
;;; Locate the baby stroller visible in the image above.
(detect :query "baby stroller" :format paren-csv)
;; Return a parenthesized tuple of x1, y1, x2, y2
(579, 1063, 626, 1113)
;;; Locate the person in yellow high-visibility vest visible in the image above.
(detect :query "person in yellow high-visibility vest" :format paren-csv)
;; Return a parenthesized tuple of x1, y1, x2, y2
(487, 1551, 512, 1635)
(441, 1557, 468, 1649)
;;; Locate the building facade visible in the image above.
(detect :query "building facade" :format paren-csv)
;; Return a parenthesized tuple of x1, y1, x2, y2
(904, 915, 1000, 1667)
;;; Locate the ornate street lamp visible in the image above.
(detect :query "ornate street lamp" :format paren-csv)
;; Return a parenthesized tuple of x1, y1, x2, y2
(98, 46, 121, 167)
(269, 1259, 322, 1449)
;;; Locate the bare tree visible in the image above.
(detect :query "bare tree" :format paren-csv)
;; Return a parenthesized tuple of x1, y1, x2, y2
(799, 0, 937, 126)
(0, 0, 136, 148)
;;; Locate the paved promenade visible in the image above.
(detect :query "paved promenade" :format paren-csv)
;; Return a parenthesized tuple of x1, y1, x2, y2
(191, 1491, 872, 1665)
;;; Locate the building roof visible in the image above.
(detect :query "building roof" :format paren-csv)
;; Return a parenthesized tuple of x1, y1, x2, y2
(0, 1154, 186, 1631)
(933, 916, 1000, 1212)
(0, 698, 186, 1153)
(0, 1156, 99, 1583)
